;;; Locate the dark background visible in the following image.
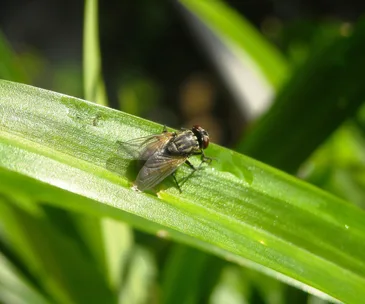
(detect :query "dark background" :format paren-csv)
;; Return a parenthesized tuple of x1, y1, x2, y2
(2, 0, 364, 147)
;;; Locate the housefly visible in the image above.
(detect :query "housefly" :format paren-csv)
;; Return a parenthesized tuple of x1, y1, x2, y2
(116, 125, 212, 192)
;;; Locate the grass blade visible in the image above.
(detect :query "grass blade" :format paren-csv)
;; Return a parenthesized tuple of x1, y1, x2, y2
(83, 0, 107, 105)
(180, 0, 289, 91)
(0, 80, 365, 303)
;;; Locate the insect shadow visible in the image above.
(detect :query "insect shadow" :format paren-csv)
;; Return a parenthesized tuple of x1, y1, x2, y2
(106, 156, 139, 182)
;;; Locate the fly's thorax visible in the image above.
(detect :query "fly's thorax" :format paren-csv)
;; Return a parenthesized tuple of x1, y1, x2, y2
(167, 130, 200, 155)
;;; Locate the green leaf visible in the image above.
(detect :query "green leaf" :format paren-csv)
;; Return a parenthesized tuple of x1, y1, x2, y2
(302, 122, 365, 209)
(161, 245, 219, 304)
(102, 218, 134, 290)
(0, 251, 50, 304)
(117, 247, 156, 304)
(0, 196, 114, 303)
(83, 0, 134, 295)
(83, 0, 107, 105)
(180, 0, 289, 90)
(0, 31, 28, 83)
(239, 20, 365, 173)
(1, 80, 365, 303)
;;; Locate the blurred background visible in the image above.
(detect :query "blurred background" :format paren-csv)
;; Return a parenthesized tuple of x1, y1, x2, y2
(1, 0, 365, 303)
(1, 0, 362, 145)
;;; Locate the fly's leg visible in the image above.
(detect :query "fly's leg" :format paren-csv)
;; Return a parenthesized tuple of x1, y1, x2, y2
(162, 125, 177, 137)
(173, 160, 199, 192)
(185, 159, 197, 171)
(176, 166, 196, 191)
(172, 173, 182, 193)
(191, 150, 214, 168)
(200, 150, 214, 164)
(178, 152, 214, 191)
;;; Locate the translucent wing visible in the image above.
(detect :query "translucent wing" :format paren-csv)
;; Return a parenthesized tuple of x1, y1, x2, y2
(135, 151, 187, 191)
(116, 132, 173, 160)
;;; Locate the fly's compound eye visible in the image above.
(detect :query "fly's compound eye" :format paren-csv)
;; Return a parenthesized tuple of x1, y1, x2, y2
(202, 133, 209, 149)
(192, 125, 210, 149)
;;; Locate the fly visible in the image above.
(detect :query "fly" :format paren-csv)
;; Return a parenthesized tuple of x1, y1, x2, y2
(116, 125, 212, 192)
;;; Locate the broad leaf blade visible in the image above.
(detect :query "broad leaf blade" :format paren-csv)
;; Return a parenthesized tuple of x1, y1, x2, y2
(0, 80, 365, 303)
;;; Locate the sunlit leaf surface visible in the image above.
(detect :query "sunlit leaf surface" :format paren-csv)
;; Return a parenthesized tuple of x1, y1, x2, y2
(1, 80, 365, 303)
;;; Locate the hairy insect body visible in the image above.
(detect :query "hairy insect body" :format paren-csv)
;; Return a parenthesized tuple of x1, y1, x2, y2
(117, 125, 211, 191)
(167, 131, 200, 156)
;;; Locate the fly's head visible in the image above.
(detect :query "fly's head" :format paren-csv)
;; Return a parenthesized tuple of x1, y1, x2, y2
(192, 125, 209, 150)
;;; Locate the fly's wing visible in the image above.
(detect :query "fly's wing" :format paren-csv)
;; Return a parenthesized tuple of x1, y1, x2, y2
(116, 132, 173, 160)
(135, 151, 187, 191)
